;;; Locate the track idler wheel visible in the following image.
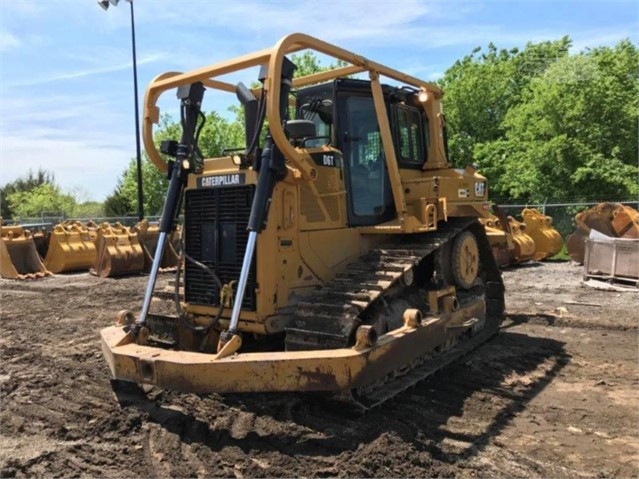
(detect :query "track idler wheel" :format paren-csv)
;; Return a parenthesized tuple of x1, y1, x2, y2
(443, 230, 479, 289)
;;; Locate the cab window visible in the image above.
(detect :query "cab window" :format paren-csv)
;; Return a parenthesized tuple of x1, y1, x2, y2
(396, 106, 425, 166)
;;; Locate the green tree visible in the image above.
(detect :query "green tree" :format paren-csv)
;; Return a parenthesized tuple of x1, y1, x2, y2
(105, 111, 245, 216)
(196, 110, 245, 158)
(475, 40, 639, 201)
(72, 201, 105, 218)
(117, 156, 169, 217)
(0, 169, 57, 218)
(7, 183, 76, 219)
(103, 183, 133, 217)
(291, 51, 348, 78)
(439, 38, 571, 167)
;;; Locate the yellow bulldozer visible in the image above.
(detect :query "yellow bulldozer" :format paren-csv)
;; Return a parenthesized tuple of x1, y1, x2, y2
(101, 33, 504, 408)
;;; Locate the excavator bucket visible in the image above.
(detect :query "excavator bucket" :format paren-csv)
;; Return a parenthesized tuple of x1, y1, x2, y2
(0, 223, 52, 279)
(43, 222, 97, 273)
(481, 207, 536, 267)
(567, 203, 639, 264)
(83, 220, 100, 243)
(32, 229, 51, 260)
(521, 208, 563, 261)
(611, 205, 639, 238)
(91, 222, 145, 278)
(133, 219, 180, 272)
(480, 214, 512, 267)
(565, 230, 587, 264)
(506, 216, 537, 264)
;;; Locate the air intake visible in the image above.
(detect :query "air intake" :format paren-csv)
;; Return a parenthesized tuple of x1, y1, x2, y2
(184, 185, 257, 310)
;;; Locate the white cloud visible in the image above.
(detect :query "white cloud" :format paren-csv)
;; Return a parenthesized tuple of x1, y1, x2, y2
(4, 52, 166, 88)
(569, 28, 637, 52)
(0, 31, 20, 51)
(130, 2, 638, 61)
(133, 0, 446, 48)
(0, 132, 132, 202)
(1, 0, 637, 205)
(0, 93, 135, 201)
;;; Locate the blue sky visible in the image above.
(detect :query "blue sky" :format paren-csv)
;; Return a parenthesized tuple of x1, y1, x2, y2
(1, 0, 637, 202)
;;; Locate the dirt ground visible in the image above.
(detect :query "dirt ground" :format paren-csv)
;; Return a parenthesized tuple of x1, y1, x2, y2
(1, 260, 638, 478)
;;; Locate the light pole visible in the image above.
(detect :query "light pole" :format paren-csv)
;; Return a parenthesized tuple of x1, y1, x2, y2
(98, 0, 144, 221)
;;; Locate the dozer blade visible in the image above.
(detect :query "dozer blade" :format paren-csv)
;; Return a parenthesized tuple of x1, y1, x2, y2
(133, 219, 180, 272)
(43, 222, 97, 273)
(521, 208, 563, 261)
(91, 222, 145, 278)
(0, 225, 52, 280)
(101, 296, 498, 401)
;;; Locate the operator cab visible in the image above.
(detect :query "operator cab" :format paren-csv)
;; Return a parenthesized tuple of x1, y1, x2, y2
(295, 79, 431, 227)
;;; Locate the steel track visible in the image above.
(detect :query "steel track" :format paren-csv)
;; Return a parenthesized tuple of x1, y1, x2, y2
(286, 218, 505, 409)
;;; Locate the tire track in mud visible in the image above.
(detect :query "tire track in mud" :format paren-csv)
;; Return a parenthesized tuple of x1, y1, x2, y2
(1, 275, 154, 477)
(0, 308, 572, 478)
(1, 266, 638, 478)
(505, 312, 638, 331)
(77, 329, 569, 478)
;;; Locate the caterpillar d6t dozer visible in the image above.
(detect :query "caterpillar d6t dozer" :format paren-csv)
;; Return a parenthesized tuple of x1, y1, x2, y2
(100, 33, 504, 409)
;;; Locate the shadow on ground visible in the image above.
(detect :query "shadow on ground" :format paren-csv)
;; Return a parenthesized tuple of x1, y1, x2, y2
(112, 326, 569, 470)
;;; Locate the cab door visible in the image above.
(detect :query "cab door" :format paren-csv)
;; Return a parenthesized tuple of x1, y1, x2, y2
(336, 91, 394, 227)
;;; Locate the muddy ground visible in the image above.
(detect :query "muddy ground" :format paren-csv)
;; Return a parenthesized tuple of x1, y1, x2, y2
(1, 261, 638, 478)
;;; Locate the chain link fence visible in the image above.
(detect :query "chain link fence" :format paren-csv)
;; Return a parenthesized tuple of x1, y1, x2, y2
(493, 199, 639, 239)
(4, 215, 162, 230)
(5, 199, 638, 242)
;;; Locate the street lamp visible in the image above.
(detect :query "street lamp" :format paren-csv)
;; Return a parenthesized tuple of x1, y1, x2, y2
(98, 0, 145, 221)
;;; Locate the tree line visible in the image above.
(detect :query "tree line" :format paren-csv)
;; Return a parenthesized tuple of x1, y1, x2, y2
(440, 38, 638, 203)
(1, 40, 637, 220)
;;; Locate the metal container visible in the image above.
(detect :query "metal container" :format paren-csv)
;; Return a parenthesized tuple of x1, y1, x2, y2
(584, 234, 639, 284)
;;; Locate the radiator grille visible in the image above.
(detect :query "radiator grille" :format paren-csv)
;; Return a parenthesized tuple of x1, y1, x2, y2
(184, 185, 256, 310)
